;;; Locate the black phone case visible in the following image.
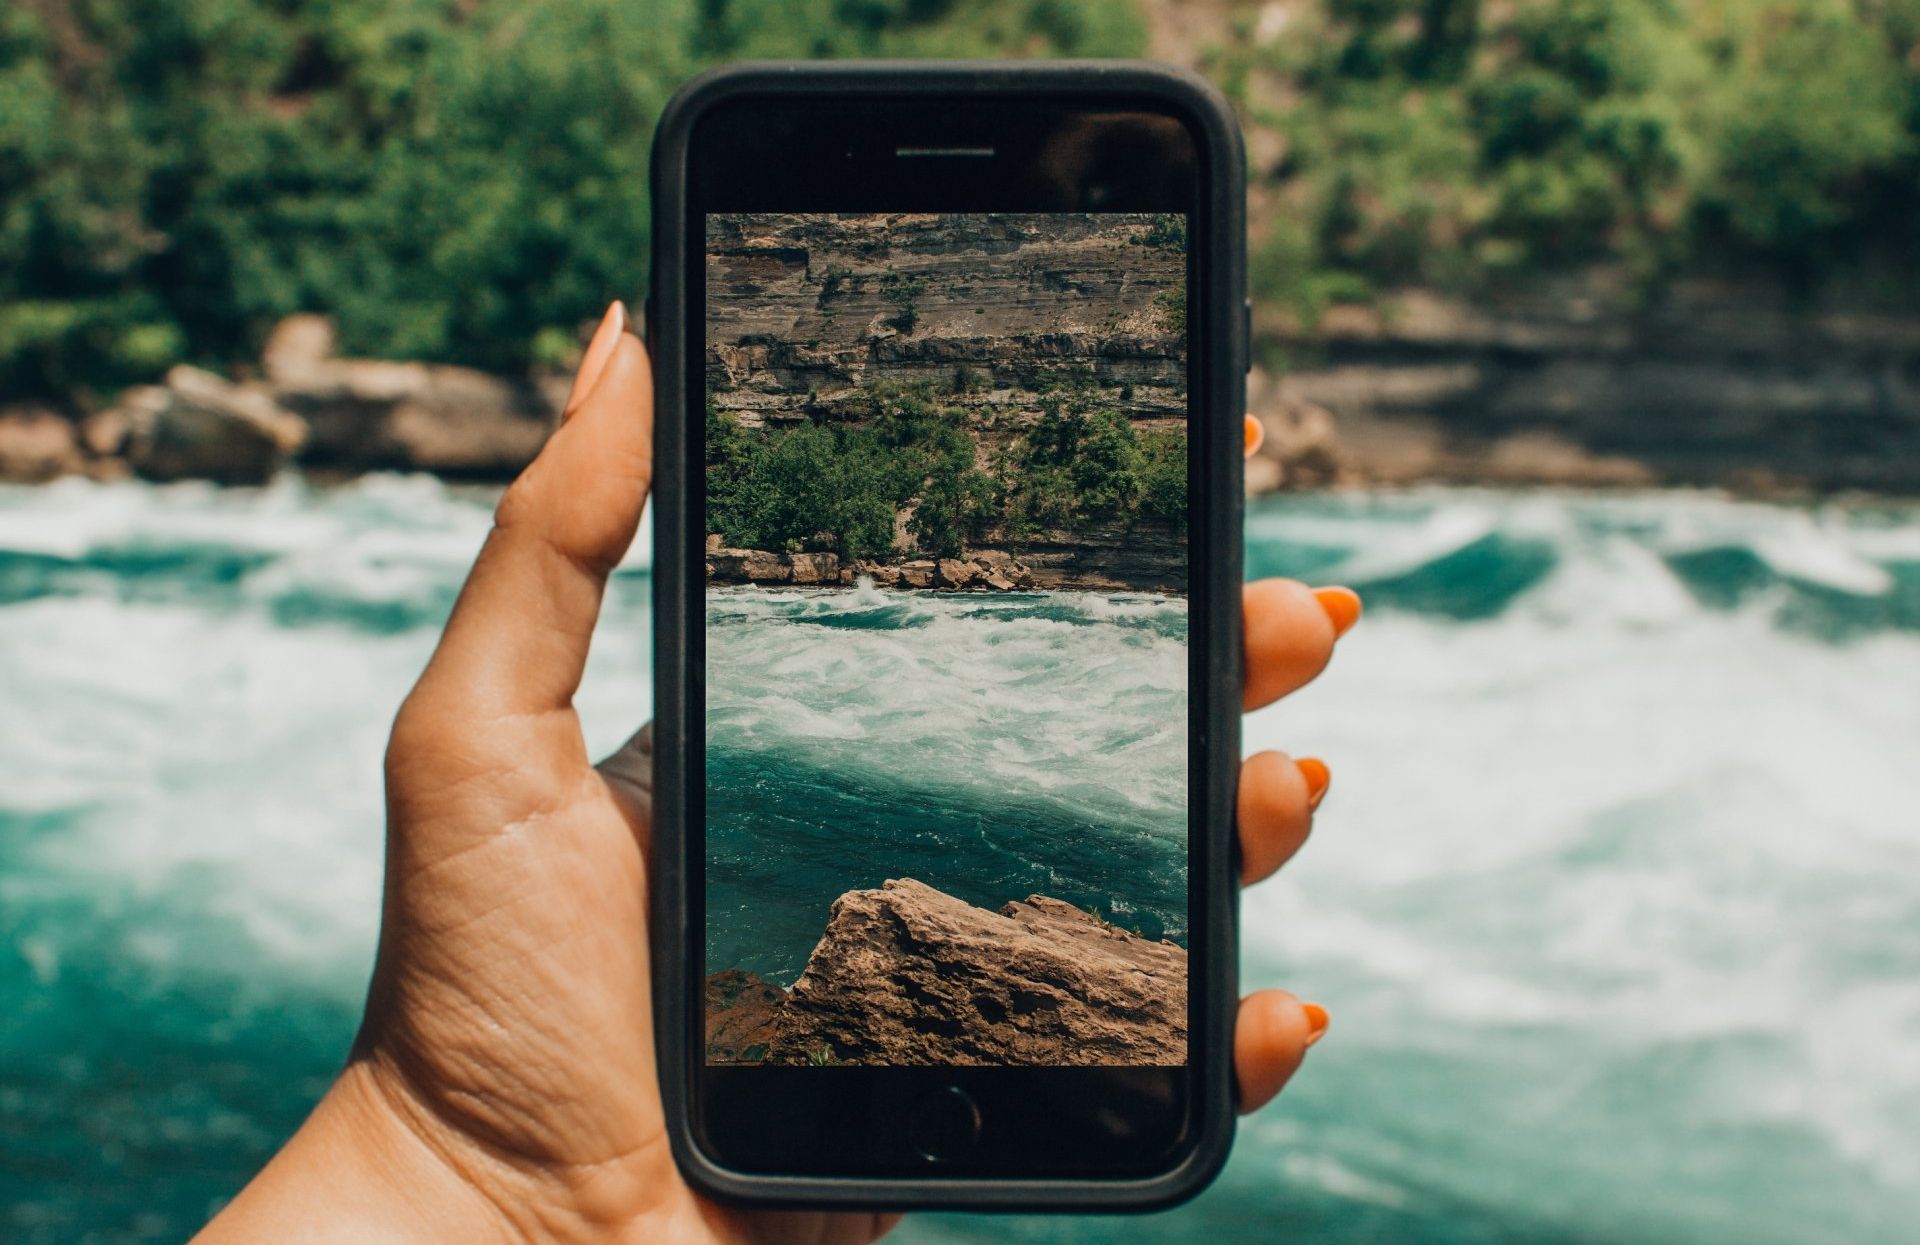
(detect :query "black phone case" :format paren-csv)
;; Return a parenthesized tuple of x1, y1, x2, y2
(648, 59, 1246, 1212)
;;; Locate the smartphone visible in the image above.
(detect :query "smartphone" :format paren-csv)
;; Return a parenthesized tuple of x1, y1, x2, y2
(648, 61, 1245, 1210)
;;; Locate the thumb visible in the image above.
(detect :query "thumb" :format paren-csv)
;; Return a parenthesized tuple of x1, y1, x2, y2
(411, 302, 654, 722)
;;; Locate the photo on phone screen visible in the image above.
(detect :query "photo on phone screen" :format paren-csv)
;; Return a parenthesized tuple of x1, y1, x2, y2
(701, 212, 1190, 1068)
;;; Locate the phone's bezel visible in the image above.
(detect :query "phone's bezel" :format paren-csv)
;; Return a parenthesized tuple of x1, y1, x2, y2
(650, 61, 1245, 1211)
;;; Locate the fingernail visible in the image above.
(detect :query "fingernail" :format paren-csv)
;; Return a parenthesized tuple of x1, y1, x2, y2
(1244, 414, 1264, 459)
(1303, 1002, 1330, 1047)
(1297, 757, 1331, 809)
(563, 300, 627, 417)
(1314, 586, 1362, 637)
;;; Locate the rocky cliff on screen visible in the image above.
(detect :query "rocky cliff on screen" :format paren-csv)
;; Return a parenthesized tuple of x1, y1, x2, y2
(704, 879, 1187, 1067)
(702, 212, 1191, 594)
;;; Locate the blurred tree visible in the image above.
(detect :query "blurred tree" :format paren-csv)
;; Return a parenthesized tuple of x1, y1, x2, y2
(1223, 0, 1920, 319)
(0, 0, 1143, 402)
(9, 0, 1915, 401)
(1692, 0, 1913, 282)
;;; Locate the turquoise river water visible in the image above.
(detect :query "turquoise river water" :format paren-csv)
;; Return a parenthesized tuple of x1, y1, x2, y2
(2, 475, 1917, 1242)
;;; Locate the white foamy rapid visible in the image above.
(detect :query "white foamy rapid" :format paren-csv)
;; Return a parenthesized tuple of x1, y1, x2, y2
(1223, 490, 1920, 1245)
(0, 475, 653, 994)
(4, 476, 1918, 1244)
(706, 584, 1189, 831)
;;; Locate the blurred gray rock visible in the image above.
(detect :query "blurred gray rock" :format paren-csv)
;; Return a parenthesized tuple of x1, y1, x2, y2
(0, 407, 84, 482)
(80, 409, 130, 458)
(273, 357, 552, 477)
(121, 367, 308, 485)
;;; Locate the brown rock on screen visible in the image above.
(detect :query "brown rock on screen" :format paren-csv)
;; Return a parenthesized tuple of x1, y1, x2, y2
(706, 880, 1187, 1068)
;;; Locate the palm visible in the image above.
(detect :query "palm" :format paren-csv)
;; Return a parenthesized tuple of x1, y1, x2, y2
(370, 701, 895, 1244)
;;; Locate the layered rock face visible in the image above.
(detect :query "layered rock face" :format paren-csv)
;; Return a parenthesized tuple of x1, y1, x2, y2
(706, 213, 1185, 427)
(1246, 285, 1920, 495)
(705, 879, 1187, 1067)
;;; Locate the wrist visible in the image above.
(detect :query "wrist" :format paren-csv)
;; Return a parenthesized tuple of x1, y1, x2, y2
(196, 1058, 533, 1244)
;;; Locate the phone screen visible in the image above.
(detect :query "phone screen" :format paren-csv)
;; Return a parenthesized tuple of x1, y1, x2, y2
(701, 211, 1191, 1069)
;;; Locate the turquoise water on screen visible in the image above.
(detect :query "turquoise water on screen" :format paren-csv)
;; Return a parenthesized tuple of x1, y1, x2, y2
(2, 475, 1918, 1243)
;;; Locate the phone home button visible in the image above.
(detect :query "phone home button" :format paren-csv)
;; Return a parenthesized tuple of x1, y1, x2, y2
(907, 1085, 982, 1163)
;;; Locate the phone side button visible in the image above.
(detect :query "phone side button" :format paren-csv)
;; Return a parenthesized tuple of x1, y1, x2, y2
(906, 1085, 982, 1164)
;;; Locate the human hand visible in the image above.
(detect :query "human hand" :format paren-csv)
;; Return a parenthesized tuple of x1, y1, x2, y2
(198, 303, 1359, 1244)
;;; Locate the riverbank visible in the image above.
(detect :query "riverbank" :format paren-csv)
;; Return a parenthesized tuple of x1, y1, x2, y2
(1250, 280, 1920, 498)
(8, 284, 1920, 499)
(705, 538, 1187, 595)
(0, 315, 563, 487)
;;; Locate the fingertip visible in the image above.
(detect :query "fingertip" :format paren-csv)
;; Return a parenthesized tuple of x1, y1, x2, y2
(554, 330, 654, 495)
(1302, 1002, 1330, 1047)
(1244, 414, 1264, 459)
(1243, 577, 1341, 711)
(577, 326, 653, 415)
(1235, 989, 1313, 1112)
(1237, 749, 1313, 885)
(563, 300, 628, 417)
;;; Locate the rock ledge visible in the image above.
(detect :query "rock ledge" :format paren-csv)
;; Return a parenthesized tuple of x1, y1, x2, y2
(706, 878, 1186, 1067)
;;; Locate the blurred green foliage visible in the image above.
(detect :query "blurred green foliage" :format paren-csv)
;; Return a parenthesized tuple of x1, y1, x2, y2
(11, 0, 1915, 403)
(1218, 0, 1920, 320)
(0, 0, 1143, 401)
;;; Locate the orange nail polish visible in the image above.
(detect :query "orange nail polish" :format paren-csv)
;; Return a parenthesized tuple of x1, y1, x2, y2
(563, 300, 627, 416)
(1303, 1002, 1330, 1046)
(1313, 586, 1362, 637)
(1297, 757, 1331, 809)
(1244, 415, 1264, 458)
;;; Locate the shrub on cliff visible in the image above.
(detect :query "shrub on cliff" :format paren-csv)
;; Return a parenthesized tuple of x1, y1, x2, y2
(707, 387, 998, 561)
(708, 416, 906, 560)
(709, 379, 1184, 560)
(998, 383, 1188, 540)
(912, 450, 998, 558)
(846, 382, 998, 559)
(1138, 429, 1187, 525)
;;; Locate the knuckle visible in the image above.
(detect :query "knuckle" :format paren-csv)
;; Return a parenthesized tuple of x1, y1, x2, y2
(493, 472, 544, 534)
(385, 689, 454, 780)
